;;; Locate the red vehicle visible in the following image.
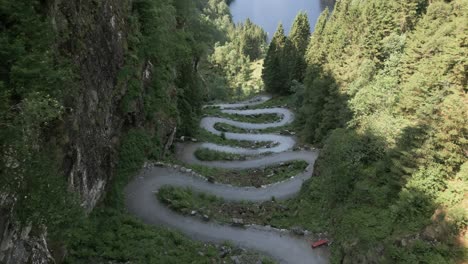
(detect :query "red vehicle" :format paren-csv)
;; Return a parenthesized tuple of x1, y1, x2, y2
(311, 239, 329, 249)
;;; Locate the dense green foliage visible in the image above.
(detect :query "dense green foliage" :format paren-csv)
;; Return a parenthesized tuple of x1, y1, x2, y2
(0, 0, 268, 262)
(197, 127, 272, 149)
(287, 12, 311, 83)
(124, 0, 210, 137)
(203, 106, 281, 123)
(207, 18, 267, 99)
(65, 125, 244, 263)
(262, 24, 288, 95)
(0, 0, 83, 238)
(3, 0, 466, 262)
(184, 160, 308, 187)
(158, 186, 287, 228)
(66, 208, 222, 264)
(285, 0, 467, 262)
(262, 13, 311, 94)
(237, 19, 268, 61)
(66, 0, 271, 263)
(65, 0, 274, 263)
(194, 148, 246, 161)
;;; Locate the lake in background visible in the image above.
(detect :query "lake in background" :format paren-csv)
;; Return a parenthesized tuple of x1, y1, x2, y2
(230, 0, 335, 37)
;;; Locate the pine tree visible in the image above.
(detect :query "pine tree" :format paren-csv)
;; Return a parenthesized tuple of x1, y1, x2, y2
(238, 18, 267, 61)
(289, 12, 311, 56)
(289, 12, 311, 82)
(297, 1, 468, 262)
(396, 0, 419, 32)
(262, 23, 288, 94)
(304, 8, 329, 66)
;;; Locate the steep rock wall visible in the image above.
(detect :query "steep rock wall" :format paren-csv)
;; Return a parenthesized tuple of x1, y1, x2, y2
(0, 195, 53, 264)
(1, 1, 176, 263)
(52, 0, 127, 212)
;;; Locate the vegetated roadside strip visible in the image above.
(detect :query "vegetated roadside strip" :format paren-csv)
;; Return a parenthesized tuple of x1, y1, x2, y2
(196, 128, 278, 151)
(215, 122, 296, 134)
(191, 101, 297, 160)
(196, 98, 294, 150)
(156, 185, 317, 232)
(208, 95, 297, 134)
(203, 107, 282, 124)
(183, 160, 308, 187)
(157, 185, 287, 226)
(125, 95, 329, 264)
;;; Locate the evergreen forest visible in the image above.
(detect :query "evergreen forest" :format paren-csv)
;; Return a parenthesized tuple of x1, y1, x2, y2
(0, 0, 466, 263)
(262, 0, 467, 262)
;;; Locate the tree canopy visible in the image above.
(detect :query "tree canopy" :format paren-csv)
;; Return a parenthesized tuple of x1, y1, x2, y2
(289, 0, 467, 262)
(262, 13, 311, 94)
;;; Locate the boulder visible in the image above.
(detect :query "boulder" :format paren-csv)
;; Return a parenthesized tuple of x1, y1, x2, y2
(231, 256, 241, 264)
(291, 226, 305, 236)
(219, 246, 231, 258)
(180, 168, 193, 173)
(202, 214, 210, 221)
(154, 161, 165, 167)
(231, 218, 244, 227)
(207, 176, 215, 183)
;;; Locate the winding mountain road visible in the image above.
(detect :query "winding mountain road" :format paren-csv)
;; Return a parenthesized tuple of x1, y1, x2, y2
(125, 96, 329, 264)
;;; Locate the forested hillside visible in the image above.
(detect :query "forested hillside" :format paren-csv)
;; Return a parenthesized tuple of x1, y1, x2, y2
(1, 0, 466, 263)
(263, 0, 467, 262)
(0, 0, 267, 263)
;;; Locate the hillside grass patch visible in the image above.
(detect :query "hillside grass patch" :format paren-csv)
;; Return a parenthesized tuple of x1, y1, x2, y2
(186, 160, 308, 187)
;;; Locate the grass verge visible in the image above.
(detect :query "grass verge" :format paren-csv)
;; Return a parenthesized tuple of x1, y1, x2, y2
(194, 148, 247, 161)
(243, 96, 293, 110)
(65, 129, 275, 264)
(156, 185, 327, 234)
(196, 128, 274, 149)
(203, 108, 281, 124)
(214, 122, 296, 134)
(185, 160, 308, 187)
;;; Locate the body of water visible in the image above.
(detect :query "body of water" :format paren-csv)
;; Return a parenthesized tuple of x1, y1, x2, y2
(230, 0, 335, 37)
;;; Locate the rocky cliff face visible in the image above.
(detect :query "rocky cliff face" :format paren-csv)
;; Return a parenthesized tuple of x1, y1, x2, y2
(52, 0, 128, 212)
(1, 1, 175, 263)
(0, 195, 54, 264)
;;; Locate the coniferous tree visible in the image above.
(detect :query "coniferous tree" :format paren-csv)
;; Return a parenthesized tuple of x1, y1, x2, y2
(263, 15, 311, 95)
(208, 17, 266, 97)
(396, 0, 422, 32)
(289, 12, 311, 53)
(262, 23, 289, 94)
(239, 18, 267, 61)
(289, 12, 311, 82)
(304, 8, 329, 67)
(296, 1, 467, 262)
